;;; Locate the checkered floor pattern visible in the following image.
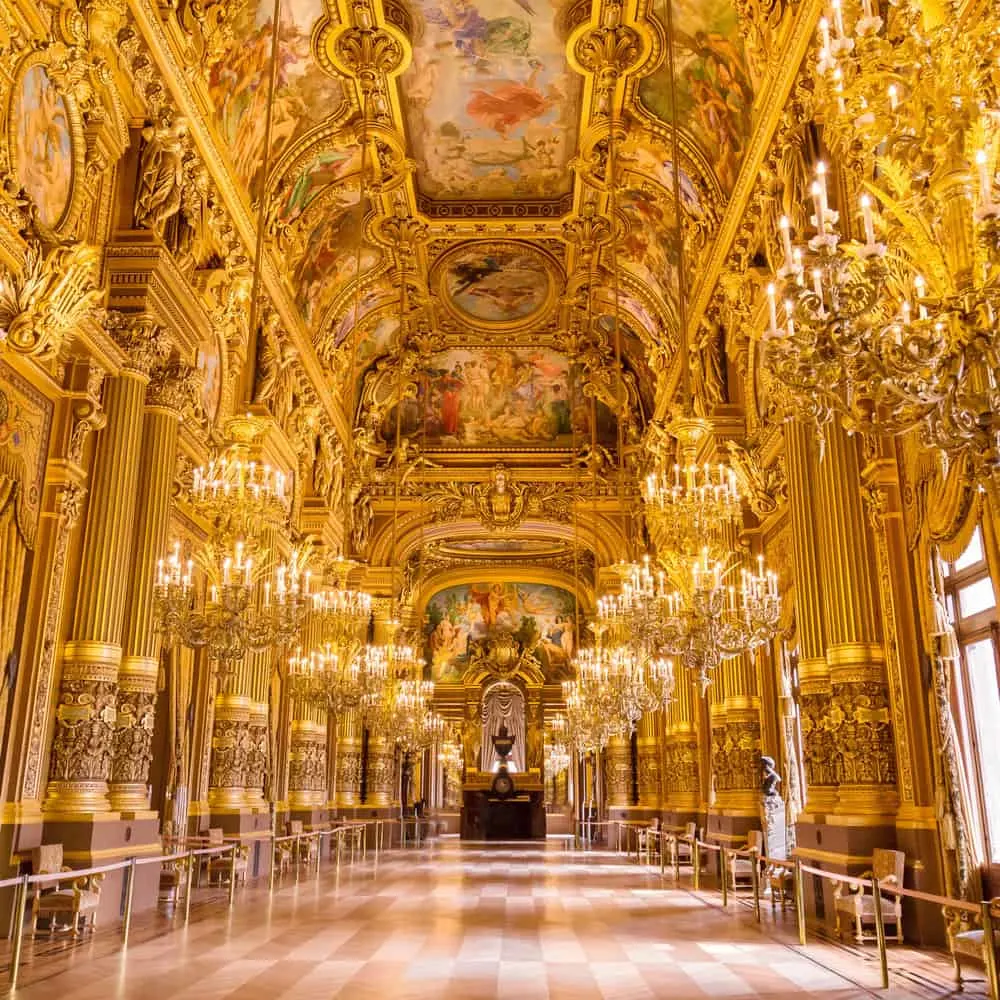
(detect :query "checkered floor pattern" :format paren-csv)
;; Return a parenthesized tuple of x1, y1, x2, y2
(13, 840, 957, 999)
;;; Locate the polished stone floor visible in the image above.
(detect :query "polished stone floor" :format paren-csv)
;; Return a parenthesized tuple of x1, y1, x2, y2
(7, 841, 970, 999)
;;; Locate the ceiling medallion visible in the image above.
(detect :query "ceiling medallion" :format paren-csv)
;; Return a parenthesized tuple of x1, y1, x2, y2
(432, 240, 561, 332)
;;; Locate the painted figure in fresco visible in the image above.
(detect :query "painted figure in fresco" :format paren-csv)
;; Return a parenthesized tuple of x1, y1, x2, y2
(470, 583, 508, 628)
(466, 60, 554, 139)
(439, 363, 465, 435)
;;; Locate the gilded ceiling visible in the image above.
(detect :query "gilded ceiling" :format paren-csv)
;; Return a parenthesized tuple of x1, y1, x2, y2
(92, 0, 791, 595)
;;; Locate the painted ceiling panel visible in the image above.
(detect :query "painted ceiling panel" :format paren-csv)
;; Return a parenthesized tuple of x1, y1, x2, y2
(206, 0, 347, 198)
(637, 0, 753, 195)
(399, 0, 583, 205)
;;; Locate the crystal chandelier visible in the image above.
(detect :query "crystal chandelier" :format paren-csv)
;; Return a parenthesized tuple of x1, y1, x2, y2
(656, 549, 780, 693)
(438, 730, 463, 772)
(287, 557, 376, 713)
(764, 0, 1000, 483)
(155, 538, 309, 670)
(642, 442, 741, 565)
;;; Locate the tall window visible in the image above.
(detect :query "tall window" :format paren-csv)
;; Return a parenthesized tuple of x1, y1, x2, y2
(943, 526, 1000, 862)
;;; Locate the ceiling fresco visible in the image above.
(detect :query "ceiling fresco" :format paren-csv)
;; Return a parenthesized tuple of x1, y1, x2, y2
(434, 241, 561, 329)
(206, 0, 348, 198)
(637, 0, 754, 195)
(383, 346, 618, 450)
(400, 0, 583, 208)
(152, 0, 767, 592)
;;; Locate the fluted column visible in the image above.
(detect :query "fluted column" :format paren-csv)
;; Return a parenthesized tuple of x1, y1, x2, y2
(605, 734, 630, 810)
(784, 420, 836, 814)
(662, 675, 700, 821)
(336, 708, 362, 808)
(110, 361, 194, 812)
(815, 424, 897, 820)
(45, 318, 164, 816)
(714, 652, 762, 826)
(288, 709, 327, 813)
(636, 710, 662, 814)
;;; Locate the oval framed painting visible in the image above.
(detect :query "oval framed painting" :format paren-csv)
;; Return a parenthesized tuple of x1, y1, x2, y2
(196, 333, 225, 429)
(9, 57, 84, 233)
(433, 240, 561, 331)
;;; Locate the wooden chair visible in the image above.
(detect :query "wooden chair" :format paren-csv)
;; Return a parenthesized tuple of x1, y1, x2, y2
(675, 822, 698, 867)
(833, 848, 905, 943)
(30, 845, 103, 936)
(637, 819, 662, 866)
(726, 830, 763, 890)
(288, 820, 319, 867)
(944, 899, 1000, 999)
(207, 829, 249, 887)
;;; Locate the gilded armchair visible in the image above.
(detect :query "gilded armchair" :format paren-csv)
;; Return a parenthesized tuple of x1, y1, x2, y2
(30, 845, 104, 936)
(833, 848, 905, 943)
(944, 899, 1000, 999)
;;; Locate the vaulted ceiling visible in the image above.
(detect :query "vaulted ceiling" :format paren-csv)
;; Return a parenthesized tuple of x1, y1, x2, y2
(170, 0, 765, 610)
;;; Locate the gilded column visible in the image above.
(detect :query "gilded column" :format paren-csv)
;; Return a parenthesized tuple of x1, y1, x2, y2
(208, 690, 251, 811)
(110, 361, 195, 812)
(662, 674, 700, 825)
(815, 423, 897, 824)
(367, 733, 395, 808)
(45, 317, 164, 816)
(636, 710, 662, 817)
(784, 420, 836, 815)
(714, 652, 762, 837)
(605, 734, 631, 812)
(336, 709, 362, 809)
(288, 701, 327, 817)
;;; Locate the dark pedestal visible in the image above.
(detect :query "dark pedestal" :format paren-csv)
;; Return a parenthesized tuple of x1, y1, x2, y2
(461, 791, 546, 840)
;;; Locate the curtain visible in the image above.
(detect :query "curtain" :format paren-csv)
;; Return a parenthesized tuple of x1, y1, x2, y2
(480, 682, 525, 772)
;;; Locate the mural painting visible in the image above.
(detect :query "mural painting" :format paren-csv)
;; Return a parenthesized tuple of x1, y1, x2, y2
(400, 0, 581, 202)
(276, 146, 361, 224)
(442, 539, 564, 555)
(293, 197, 380, 327)
(13, 65, 72, 228)
(638, 0, 753, 194)
(424, 582, 577, 682)
(439, 243, 554, 326)
(387, 347, 616, 449)
(206, 0, 345, 195)
(196, 335, 223, 425)
(617, 185, 679, 312)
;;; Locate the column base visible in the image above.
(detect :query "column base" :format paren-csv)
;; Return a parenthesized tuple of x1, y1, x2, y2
(109, 783, 151, 813)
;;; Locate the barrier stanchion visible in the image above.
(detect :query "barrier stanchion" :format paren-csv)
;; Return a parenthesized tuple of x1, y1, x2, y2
(692, 840, 701, 891)
(184, 853, 195, 923)
(872, 875, 889, 989)
(122, 857, 138, 945)
(674, 835, 681, 881)
(750, 850, 761, 922)
(228, 846, 238, 907)
(720, 850, 729, 907)
(659, 832, 666, 876)
(8, 873, 29, 988)
(981, 900, 1000, 1000)
(794, 858, 807, 946)
(268, 836, 276, 892)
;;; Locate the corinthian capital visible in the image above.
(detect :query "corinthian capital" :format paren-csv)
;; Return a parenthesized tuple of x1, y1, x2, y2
(146, 360, 201, 415)
(106, 311, 170, 377)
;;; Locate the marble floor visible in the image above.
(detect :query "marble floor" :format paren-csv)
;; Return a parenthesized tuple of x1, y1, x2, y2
(6, 840, 975, 999)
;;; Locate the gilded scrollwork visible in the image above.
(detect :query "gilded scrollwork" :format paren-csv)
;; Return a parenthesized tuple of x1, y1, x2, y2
(0, 237, 101, 359)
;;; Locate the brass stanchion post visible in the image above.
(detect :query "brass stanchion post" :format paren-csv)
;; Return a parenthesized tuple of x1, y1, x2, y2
(228, 847, 238, 907)
(794, 859, 807, 946)
(751, 850, 761, 923)
(122, 857, 137, 945)
(9, 874, 29, 988)
(720, 850, 729, 907)
(872, 876, 889, 989)
(693, 840, 701, 891)
(184, 855, 194, 923)
(674, 836, 680, 881)
(268, 836, 276, 892)
(981, 901, 999, 1000)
